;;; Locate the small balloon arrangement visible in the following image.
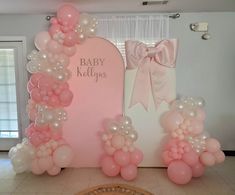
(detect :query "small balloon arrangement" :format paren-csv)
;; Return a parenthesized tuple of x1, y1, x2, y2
(161, 97, 225, 184)
(101, 116, 143, 181)
(9, 4, 98, 175)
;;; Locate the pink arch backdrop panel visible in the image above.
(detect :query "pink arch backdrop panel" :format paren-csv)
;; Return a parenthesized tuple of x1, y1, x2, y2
(63, 37, 125, 167)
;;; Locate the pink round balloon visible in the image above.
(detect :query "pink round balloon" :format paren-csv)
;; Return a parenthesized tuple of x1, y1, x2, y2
(31, 159, 45, 175)
(49, 24, 61, 37)
(196, 108, 206, 121)
(30, 73, 43, 86)
(101, 156, 120, 177)
(214, 150, 225, 164)
(189, 119, 204, 135)
(34, 31, 51, 50)
(47, 166, 61, 176)
(47, 40, 63, 54)
(205, 138, 221, 153)
(200, 152, 216, 166)
(182, 151, 199, 166)
(111, 134, 125, 149)
(38, 156, 54, 171)
(30, 88, 42, 102)
(59, 90, 73, 106)
(120, 164, 138, 181)
(162, 151, 173, 166)
(64, 31, 78, 47)
(167, 160, 192, 185)
(191, 162, 205, 178)
(161, 110, 184, 132)
(53, 145, 73, 167)
(104, 145, 116, 155)
(63, 45, 76, 56)
(114, 150, 130, 166)
(57, 4, 79, 27)
(130, 148, 143, 165)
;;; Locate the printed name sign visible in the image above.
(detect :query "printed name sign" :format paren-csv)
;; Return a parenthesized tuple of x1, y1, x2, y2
(63, 37, 125, 167)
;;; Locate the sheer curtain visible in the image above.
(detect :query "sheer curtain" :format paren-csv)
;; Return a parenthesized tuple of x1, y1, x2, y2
(96, 14, 169, 61)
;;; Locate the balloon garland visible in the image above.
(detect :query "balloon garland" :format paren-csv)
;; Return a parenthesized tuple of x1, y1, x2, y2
(101, 116, 143, 181)
(161, 96, 225, 184)
(9, 4, 98, 176)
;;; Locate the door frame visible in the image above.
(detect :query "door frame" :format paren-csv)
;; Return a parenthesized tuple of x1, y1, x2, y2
(0, 36, 28, 151)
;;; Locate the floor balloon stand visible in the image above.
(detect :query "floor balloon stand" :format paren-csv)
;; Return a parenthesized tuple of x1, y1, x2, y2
(161, 96, 225, 184)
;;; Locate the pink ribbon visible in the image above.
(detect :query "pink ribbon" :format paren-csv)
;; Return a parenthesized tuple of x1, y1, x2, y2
(125, 39, 178, 111)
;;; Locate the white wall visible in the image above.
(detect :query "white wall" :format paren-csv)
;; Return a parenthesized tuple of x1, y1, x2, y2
(0, 12, 234, 150)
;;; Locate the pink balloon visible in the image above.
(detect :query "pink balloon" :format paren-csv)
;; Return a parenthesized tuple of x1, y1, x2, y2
(120, 164, 137, 181)
(53, 145, 73, 167)
(34, 31, 51, 50)
(161, 110, 184, 132)
(27, 80, 35, 92)
(189, 119, 204, 135)
(49, 24, 61, 37)
(114, 150, 130, 166)
(59, 90, 73, 106)
(57, 4, 79, 27)
(104, 145, 116, 155)
(64, 31, 78, 47)
(214, 150, 225, 164)
(130, 148, 143, 165)
(38, 156, 54, 171)
(162, 151, 173, 166)
(63, 45, 76, 56)
(47, 40, 63, 54)
(38, 76, 54, 90)
(30, 73, 43, 86)
(31, 159, 45, 175)
(30, 88, 42, 102)
(167, 160, 192, 185)
(205, 138, 221, 153)
(200, 152, 216, 166)
(50, 17, 58, 25)
(182, 151, 199, 166)
(47, 166, 61, 176)
(191, 162, 205, 178)
(111, 134, 125, 149)
(196, 108, 206, 121)
(101, 156, 120, 177)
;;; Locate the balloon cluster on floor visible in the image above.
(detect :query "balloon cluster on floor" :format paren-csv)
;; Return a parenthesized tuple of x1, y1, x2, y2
(161, 97, 225, 184)
(9, 4, 97, 175)
(101, 116, 143, 181)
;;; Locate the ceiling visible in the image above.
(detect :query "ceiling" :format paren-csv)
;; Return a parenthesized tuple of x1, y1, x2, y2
(0, 0, 235, 14)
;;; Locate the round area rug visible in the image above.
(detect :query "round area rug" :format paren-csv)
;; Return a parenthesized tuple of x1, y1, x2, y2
(76, 183, 153, 195)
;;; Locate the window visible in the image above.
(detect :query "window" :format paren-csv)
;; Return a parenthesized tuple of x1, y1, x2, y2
(0, 48, 19, 138)
(0, 37, 28, 150)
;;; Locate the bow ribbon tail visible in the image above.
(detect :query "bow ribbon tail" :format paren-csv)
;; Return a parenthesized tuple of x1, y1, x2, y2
(149, 66, 174, 109)
(129, 63, 151, 111)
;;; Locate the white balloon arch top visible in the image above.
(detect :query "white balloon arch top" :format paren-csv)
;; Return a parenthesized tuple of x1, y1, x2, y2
(9, 4, 98, 176)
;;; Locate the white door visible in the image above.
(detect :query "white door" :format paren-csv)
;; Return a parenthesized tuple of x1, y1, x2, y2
(0, 38, 28, 151)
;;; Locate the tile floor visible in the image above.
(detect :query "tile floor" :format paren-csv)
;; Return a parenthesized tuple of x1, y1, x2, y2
(0, 152, 234, 195)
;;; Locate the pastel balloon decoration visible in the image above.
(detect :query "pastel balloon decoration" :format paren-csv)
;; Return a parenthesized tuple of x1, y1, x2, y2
(101, 116, 143, 181)
(53, 145, 74, 167)
(34, 31, 51, 51)
(101, 156, 120, 177)
(161, 96, 225, 184)
(167, 160, 192, 185)
(9, 4, 97, 176)
(57, 4, 79, 27)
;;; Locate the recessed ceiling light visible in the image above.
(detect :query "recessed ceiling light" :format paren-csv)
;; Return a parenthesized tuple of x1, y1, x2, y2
(142, 0, 168, 6)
